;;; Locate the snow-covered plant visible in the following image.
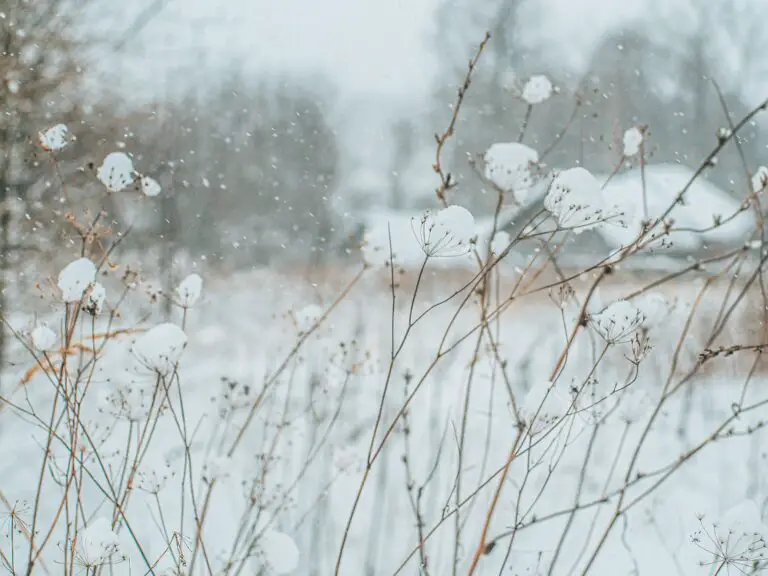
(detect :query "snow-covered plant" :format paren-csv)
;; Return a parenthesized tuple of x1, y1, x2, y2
(295, 303, 323, 333)
(140, 174, 162, 197)
(259, 529, 300, 575)
(622, 126, 644, 157)
(690, 500, 768, 574)
(30, 325, 57, 352)
(752, 165, 768, 192)
(176, 273, 203, 307)
(74, 517, 122, 569)
(588, 299, 646, 344)
(5, 29, 768, 576)
(38, 124, 70, 152)
(521, 74, 553, 105)
(58, 257, 97, 302)
(483, 142, 539, 197)
(131, 322, 188, 376)
(97, 151, 135, 192)
(544, 167, 624, 233)
(84, 282, 106, 315)
(523, 380, 570, 435)
(412, 204, 476, 258)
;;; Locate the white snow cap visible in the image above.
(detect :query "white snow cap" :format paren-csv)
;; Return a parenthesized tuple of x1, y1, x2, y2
(260, 529, 300, 574)
(76, 517, 121, 568)
(58, 257, 97, 302)
(521, 75, 553, 105)
(622, 126, 644, 157)
(140, 175, 162, 197)
(131, 323, 188, 376)
(295, 304, 323, 333)
(176, 273, 203, 307)
(523, 380, 568, 435)
(31, 325, 57, 352)
(85, 282, 106, 315)
(633, 292, 668, 329)
(483, 142, 539, 195)
(752, 166, 768, 192)
(413, 205, 476, 258)
(544, 167, 623, 233)
(38, 124, 70, 151)
(97, 152, 135, 192)
(137, 461, 173, 494)
(589, 299, 646, 344)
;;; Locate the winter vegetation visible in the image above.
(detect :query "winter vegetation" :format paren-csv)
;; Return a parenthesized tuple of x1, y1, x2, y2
(2, 0, 768, 575)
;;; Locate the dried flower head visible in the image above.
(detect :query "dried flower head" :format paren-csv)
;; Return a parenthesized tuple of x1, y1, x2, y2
(411, 205, 475, 258)
(544, 167, 625, 233)
(589, 300, 646, 345)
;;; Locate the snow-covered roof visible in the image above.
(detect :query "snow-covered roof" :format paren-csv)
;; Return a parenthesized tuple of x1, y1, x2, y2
(595, 164, 755, 253)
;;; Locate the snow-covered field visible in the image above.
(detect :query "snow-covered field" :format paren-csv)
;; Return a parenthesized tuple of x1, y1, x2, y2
(1, 260, 766, 575)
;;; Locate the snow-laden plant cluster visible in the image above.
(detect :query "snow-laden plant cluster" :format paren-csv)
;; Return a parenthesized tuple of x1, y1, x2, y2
(3, 38, 768, 576)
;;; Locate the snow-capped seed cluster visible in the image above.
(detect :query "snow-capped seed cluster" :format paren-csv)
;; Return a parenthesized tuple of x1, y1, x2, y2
(295, 303, 324, 333)
(588, 300, 646, 344)
(101, 379, 153, 422)
(412, 205, 476, 258)
(544, 167, 624, 233)
(622, 126, 644, 157)
(216, 376, 253, 414)
(131, 323, 188, 376)
(140, 175, 162, 197)
(38, 124, 70, 152)
(84, 282, 106, 316)
(258, 529, 301, 575)
(483, 142, 539, 195)
(201, 454, 234, 483)
(176, 273, 203, 307)
(752, 166, 768, 192)
(96, 150, 163, 197)
(31, 325, 57, 352)
(523, 380, 570, 435)
(74, 517, 122, 569)
(97, 152, 136, 192)
(690, 500, 768, 572)
(521, 75, 553, 105)
(58, 257, 97, 302)
(137, 461, 174, 494)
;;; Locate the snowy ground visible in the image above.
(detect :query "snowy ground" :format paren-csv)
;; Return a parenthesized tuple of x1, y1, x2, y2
(1, 264, 766, 575)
